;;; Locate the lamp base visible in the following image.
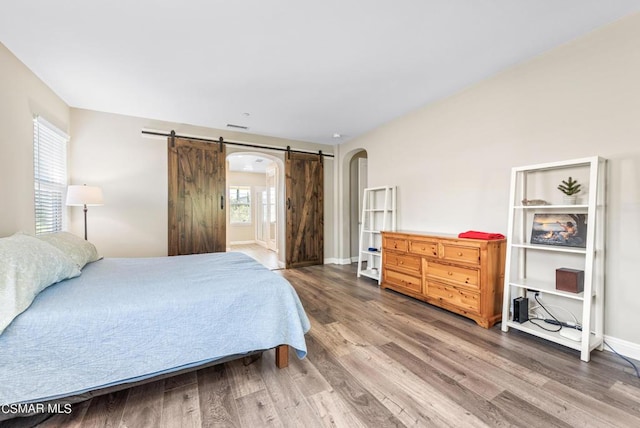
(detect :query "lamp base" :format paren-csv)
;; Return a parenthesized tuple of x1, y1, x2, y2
(83, 205, 88, 240)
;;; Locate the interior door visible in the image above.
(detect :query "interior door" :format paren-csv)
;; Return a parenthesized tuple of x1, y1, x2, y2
(285, 152, 323, 268)
(266, 164, 278, 252)
(255, 187, 267, 246)
(354, 157, 368, 259)
(168, 137, 226, 255)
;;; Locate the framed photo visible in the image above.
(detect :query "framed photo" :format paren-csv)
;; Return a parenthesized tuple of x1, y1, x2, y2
(530, 213, 587, 248)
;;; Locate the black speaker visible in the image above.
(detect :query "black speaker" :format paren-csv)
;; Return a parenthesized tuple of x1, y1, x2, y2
(513, 297, 529, 323)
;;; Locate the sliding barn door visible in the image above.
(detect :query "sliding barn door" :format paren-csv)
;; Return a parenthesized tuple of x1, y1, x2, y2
(168, 137, 226, 255)
(285, 152, 323, 268)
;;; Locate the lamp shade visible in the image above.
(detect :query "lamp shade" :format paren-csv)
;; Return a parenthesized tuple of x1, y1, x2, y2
(66, 185, 104, 206)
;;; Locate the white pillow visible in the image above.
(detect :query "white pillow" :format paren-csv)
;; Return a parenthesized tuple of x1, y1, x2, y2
(38, 231, 100, 269)
(0, 233, 81, 334)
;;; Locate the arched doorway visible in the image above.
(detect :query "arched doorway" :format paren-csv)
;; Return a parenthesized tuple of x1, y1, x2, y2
(226, 151, 285, 269)
(345, 149, 368, 263)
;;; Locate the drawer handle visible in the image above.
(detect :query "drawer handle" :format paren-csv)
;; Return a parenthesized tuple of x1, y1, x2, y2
(457, 251, 463, 256)
(394, 243, 398, 249)
(448, 271, 453, 276)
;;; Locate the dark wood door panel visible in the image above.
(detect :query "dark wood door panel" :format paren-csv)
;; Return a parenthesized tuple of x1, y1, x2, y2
(286, 152, 323, 268)
(168, 137, 226, 256)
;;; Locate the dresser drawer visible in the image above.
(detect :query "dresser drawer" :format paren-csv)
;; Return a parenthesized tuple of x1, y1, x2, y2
(383, 236, 408, 252)
(409, 239, 439, 258)
(385, 253, 421, 274)
(441, 244, 480, 265)
(426, 261, 479, 289)
(428, 281, 480, 314)
(384, 269, 422, 294)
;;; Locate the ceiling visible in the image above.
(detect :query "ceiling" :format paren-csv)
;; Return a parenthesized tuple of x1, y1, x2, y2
(1, 1, 639, 145)
(228, 153, 273, 174)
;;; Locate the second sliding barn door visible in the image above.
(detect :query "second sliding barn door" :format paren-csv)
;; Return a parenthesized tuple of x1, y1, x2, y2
(286, 152, 323, 268)
(168, 137, 226, 255)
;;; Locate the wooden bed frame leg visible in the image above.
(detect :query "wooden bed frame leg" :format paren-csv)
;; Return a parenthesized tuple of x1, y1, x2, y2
(275, 345, 289, 368)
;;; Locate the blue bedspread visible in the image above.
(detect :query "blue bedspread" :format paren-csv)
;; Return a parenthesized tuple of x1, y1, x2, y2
(0, 252, 310, 405)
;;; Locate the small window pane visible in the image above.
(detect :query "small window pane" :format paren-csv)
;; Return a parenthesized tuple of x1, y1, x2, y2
(229, 186, 251, 224)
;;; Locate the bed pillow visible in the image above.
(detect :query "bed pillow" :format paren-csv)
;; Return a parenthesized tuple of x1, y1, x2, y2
(0, 233, 81, 334)
(38, 231, 100, 269)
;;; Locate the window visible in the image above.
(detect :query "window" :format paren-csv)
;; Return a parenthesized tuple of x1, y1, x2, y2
(229, 186, 251, 224)
(33, 116, 68, 235)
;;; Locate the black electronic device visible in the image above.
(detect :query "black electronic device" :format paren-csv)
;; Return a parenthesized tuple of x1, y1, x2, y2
(513, 297, 529, 323)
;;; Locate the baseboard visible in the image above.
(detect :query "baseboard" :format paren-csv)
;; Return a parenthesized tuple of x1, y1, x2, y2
(351, 256, 359, 263)
(324, 258, 353, 265)
(229, 240, 257, 245)
(603, 335, 640, 362)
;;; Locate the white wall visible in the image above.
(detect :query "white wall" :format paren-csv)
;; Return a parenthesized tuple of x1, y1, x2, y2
(337, 13, 640, 348)
(69, 109, 335, 259)
(0, 43, 70, 237)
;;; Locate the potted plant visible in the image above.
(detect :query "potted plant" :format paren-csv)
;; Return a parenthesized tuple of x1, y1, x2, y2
(558, 176, 581, 205)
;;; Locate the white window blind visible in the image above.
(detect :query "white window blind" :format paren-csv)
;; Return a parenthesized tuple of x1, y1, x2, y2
(33, 116, 69, 235)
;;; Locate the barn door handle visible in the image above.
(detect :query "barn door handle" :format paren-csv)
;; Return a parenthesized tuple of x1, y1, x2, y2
(287, 198, 291, 209)
(221, 195, 224, 210)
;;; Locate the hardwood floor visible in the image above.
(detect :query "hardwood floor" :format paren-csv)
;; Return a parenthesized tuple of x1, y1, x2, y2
(230, 244, 281, 270)
(6, 264, 640, 427)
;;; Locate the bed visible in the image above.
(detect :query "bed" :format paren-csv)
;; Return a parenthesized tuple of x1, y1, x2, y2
(0, 232, 310, 420)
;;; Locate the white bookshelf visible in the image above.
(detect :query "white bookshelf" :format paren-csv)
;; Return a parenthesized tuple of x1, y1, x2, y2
(357, 186, 396, 283)
(501, 156, 606, 362)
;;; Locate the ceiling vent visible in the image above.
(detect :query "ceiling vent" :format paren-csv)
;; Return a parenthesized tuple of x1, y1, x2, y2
(226, 123, 248, 130)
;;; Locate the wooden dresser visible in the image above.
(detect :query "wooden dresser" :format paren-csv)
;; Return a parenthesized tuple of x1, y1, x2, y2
(381, 231, 506, 328)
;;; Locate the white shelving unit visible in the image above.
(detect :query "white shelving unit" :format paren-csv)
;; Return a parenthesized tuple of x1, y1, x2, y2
(501, 156, 606, 362)
(357, 186, 396, 283)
